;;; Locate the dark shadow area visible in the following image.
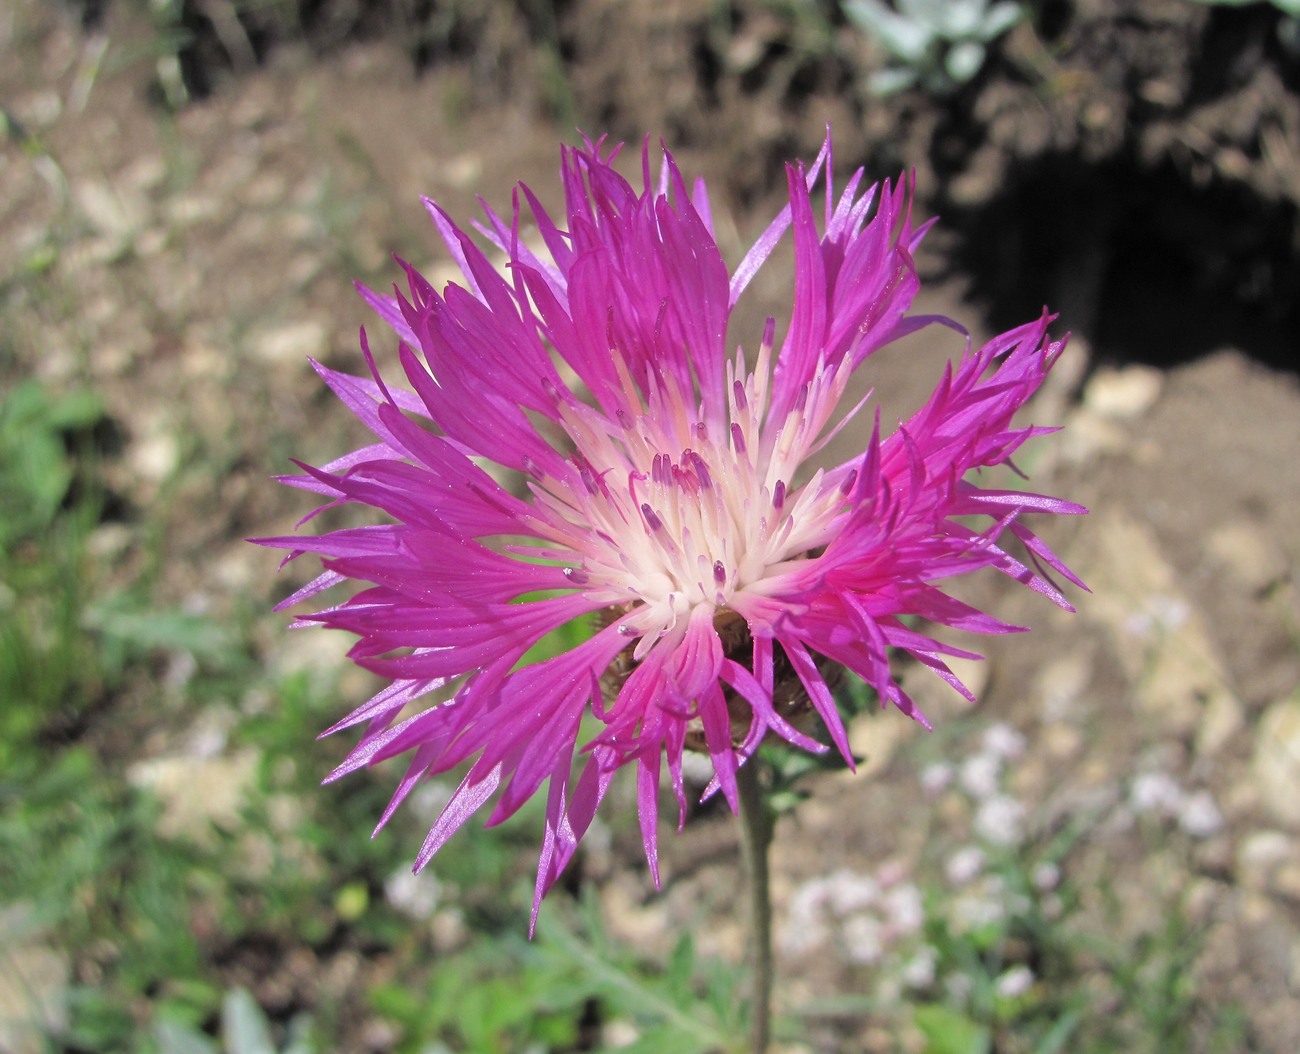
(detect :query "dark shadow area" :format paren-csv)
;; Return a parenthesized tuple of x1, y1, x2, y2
(941, 153, 1300, 376)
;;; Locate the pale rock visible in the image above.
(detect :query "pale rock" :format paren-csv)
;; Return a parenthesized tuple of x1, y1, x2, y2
(0, 907, 68, 1054)
(244, 170, 286, 206)
(444, 152, 484, 188)
(86, 522, 132, 563)
(1196, 688, 1245, 757)
(123, 153, 167, 194)
(1193, 836, 1233, 878)
(1085, 512, 1237, 740)
(849, 705, 922, 779)
(269, 623, 350, 678)
(602, 1020, 641, 1048)
(127, 426, 180, 484)
(1221, 778, 1262, 822)
(127, 748, 259, 843)
(1206, 522, 1290, 595)
(1082, 364, 1163, 420)
(897, 652, 988, 727)
(1253, 697, 1300, 829)
(1057, 409, 1127, 464)
(167, 193, 221, 226)
(249, 319, 328, 364)
(276, 211, 317, 242)
(213, 542, 261, 592)
(1274, 862, 1300, 902)
(1243, 887, 1277, 927)
(950, 654, 991, 700)
(75, 177, 146, 242)
(135, 226, 167, 256)
(1035, 650, 1093, 722)
(1042, 722, 1083, 760)
(15, 88, 62, 128)
(430, 907, 468, 952)
(180, 335, 228, 381)
(1236, 829, 1294, 891)
(602, 877, 671, 951)
(420, 259, 471, 293)
(1183, 877, 1222, 924)
(287, 252, 324, 288)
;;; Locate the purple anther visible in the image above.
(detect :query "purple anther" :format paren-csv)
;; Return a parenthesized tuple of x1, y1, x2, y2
(641, 503, 663, 532)
(576, 459, 599, 495)
(562, 566, 590, 585)
(732, 379, 748, 411)
(730, 422, 747, 455)
(840, 468, 859, 495)
(773, 480, 786, 510)
(713, 560, 726, 585)
(688, 450, 713, 490)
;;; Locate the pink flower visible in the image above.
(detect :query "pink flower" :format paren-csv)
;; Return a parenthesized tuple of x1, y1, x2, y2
(258, 134, 1084, 925)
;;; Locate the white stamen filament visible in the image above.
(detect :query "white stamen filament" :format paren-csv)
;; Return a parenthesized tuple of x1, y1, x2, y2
(531, 342, 862, 645)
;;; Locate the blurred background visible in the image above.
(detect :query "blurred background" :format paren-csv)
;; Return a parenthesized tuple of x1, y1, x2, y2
(2, 0, 1298, 1051)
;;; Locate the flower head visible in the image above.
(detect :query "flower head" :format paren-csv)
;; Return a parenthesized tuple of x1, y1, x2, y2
(259, 134, 1084, 926)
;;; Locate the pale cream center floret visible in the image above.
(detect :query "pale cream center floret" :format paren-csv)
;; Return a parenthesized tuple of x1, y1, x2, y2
(536, 345, 861, 655)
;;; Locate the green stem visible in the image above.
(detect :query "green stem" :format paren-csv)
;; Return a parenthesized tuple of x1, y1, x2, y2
(736, 755, 774, 1054)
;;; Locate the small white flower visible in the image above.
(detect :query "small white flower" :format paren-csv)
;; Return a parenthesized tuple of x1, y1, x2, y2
(995, 964, 1035, 999)
(782, 878, 833, 954)
(843, 913, 886, 965)
(959, 752, 1002, 800)
(1130, 771, 1184, 817)
(945, 845, 986, 886)
(920, 761, 954, 795)
(901, 945, 938, 989)
(1178, 789, 1224, 838)
(882, 883, 925, 936)
(1147, 595, 1189, 630)
(945, 972, 974, 1002)
(974, 793, 1026, 847)
(1031, 861, 1061, 892)
(384, 867, 441, 920)
(950, 891, 1005, 932)
(981, 723, 1026, 762)
(826, 869, 881, 915)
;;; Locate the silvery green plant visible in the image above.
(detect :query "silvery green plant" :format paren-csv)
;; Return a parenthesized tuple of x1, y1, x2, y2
(153, 988, 316, 1054)
(843, 0, 1025, 95)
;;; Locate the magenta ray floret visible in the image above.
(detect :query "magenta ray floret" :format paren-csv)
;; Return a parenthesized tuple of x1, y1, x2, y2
(257, 133, 1084, 927)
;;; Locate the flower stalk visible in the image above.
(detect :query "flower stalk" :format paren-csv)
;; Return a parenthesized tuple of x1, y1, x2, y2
(737, 755, 775, 1054)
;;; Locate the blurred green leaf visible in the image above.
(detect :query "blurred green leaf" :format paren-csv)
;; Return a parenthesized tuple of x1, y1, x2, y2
(0, 380, 102, 547)
(154, 1018, 221, 1054)
(84, 590, 238, 665)
(915, 1003, 992, 1054)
